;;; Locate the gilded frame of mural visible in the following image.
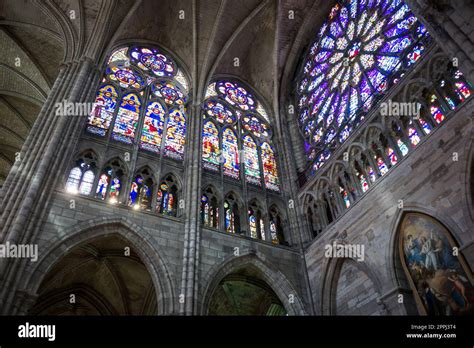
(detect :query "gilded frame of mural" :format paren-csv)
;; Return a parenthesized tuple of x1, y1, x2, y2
(398, 212, 474, 315)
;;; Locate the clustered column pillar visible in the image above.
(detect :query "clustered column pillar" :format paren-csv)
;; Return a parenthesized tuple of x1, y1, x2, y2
(0, 57, 100, 314)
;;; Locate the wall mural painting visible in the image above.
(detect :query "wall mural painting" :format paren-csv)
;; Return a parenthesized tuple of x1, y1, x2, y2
(400, 213, 474, 315)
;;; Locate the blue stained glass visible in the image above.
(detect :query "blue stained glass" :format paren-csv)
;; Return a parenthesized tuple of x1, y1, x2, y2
(296, 0, 429, 175)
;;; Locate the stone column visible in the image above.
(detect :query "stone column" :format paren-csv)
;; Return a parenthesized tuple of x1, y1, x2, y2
(178, 0, 202, 315)
(0, 58, 100, 314)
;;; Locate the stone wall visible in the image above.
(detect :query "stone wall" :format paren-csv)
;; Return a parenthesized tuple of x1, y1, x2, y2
(16, 188, 310, 315)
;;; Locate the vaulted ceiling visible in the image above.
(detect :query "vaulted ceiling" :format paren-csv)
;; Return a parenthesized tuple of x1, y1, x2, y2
(0, 0, 335, 185)
(32, 235, 157, 315)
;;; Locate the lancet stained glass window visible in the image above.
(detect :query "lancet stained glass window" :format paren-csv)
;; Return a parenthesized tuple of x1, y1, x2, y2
(296, 0, 431, 174)
(86, 45, 189, 161)
(202, 80, 280, 191)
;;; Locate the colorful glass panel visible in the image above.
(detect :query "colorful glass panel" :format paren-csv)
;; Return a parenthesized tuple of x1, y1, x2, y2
(112, 93, 141, 144)
(202, 121, 220, 171)
(261, 142, 279, 191)
(242, 114, 269, 139)
(152, 81, 186, 106)
(164, 108, 186, 160)
(87, 85, 118, 136)
(222, 128, 239, 178)
(106, 66, 144, 89)
(140, 101, 165, 153)
(204, 100, 235, 124)
(243, 135, 261, 185)
(297, 0, 430, 173)
(130, 47, 175, 77)
(216, 81, 256, 111)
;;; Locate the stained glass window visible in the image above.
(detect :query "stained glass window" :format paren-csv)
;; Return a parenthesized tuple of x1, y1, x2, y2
(340, 186, 351, 208)
(152, 81, 186, 106)
(202, 80, 279, 190)
(249, 213, 257, 239)
(66, 167, 82, 193)
(79, 170, 95, 195)
(397, 138, 409, 156)
(86, 45, 188, 162)
(387, 147, 398, 166)
(201, 193, 218, 228)
(452, 70, 472, 103)
(429, 94, 445, 124)
(201, 195, 210, 225)
(377, 157, 388, 175)
(243, 135, 261, 185)
(87, 85, 118, 136)
(140, 101, 165, 153)
(130, 47, 176, 77)
(106, 66, 145, 89)
(297, 0, 430, 173)
(129, 175, 152, 210)
(112, 93, 141, 144)
(224, 201, 235, 233)
(204, 100, 235, 124)
(66, 157, 96, 196)
(367, 166, 376, 182)
(109, 177, 121, 204)
(96, 173, 110, 200)
(270, 220, 279, 244)
(360, 174, 369, 192)
(222, 128, 239, 178)
(408, 127, 420, 146)
(259, 218, 266, 240)
(217, 81, 256, 110)
(202, 121, 220, 171)
(261, 142, 280, 191)
(164, 108, 186, 160)
(418, 118, 431, 134)
(157, 183, 175, 215)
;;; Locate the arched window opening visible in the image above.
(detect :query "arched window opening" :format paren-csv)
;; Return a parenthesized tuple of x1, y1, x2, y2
(391, 122, 409, 156)
(428, 93, 445, 124)
(248, 201, 265, 240)
(112, 93, 141, 144)
(85, 45, 189, 162)
(202, 120, 220, 171)
(387, 147, 398, 166)
(140, 100, 166, 153)
(164, 108, 186, 160)
(269, 207, 286, 246)
(416, 104, 433, 135)
(96, 159, 126, 204)
(361, 154, 376, 183)
(296, 0, 431, 174)
(243, 135, 261, 186)
(157, 174, 178, 217)
(87, 85, 118, 136)
(224, 193, 241, 234)
(337, 177, 351, 209)
(222, 127, 239, 179)
(65, 151, 98, 196)
(129, 168, 154, 211)
(324, 197, 334, 225)
(399, 213, 474, 315)
(201, 186, 219, 228)
(201, 80, 280, 191)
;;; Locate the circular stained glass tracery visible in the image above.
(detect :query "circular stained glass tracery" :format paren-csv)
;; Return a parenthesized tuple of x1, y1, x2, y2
(130, 47, 176, 77)
(297, 0, 430, 173)
(204, 100, 236, 124)
(217, 81, 256, 111)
